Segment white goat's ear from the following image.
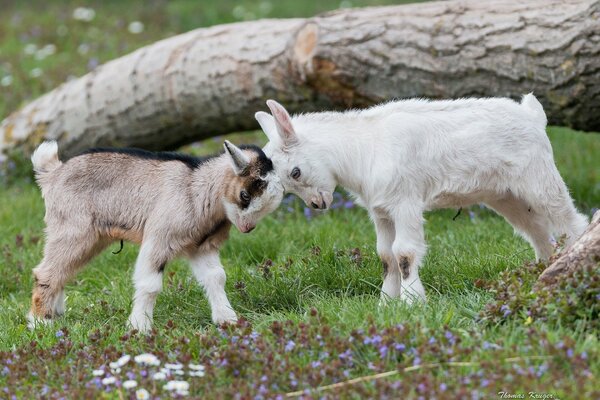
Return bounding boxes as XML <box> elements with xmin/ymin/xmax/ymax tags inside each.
<box><xmin>223</xmin><ymin>140</ymin><xmax>250</xmax><ymax>175</ymax></box>
<box><xmin>266</xmin><ymin>99</ymin><xmax>298</xmax><ymax>146</ymax></box>
<box><xmin>255</xmin><ymin>111</ymin><xmax>278</xmax><ymax>143</ymax></box>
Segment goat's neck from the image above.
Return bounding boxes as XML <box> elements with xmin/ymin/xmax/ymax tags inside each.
<box><xmin>307</xmin><ymin>119</ymin><xmax>373</xmax><ymax>197</ymax></box>
<box><xmin>191</xmin><ymin>156</ymin><xmax>230</xmax><ymax>221</ymax></box>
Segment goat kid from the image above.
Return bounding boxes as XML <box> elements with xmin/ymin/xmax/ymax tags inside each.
<box><xmin>255</xmin><ymin>95</ymin><xmax>588</xmax><ymax>304</ymax></box>
<box><xmin>29</xmin><ymin>140</ymin><xmax>283</xmax><ymax>331</ymax></box>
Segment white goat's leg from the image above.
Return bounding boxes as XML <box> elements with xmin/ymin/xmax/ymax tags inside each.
<box><xmin>391</xmin><ymin>204</ymin><xmax>427</xmax><ymax>304</ymax></box>
<box><xmin>372</xmin><ymin>214</ymin><xmax>400</xmax><ymax>304</ymax></box>
<box><xmin>189</xmin><ymin>250</ymin><xmax>237</xmax><ymax>325</ymax></box>
<box><xmin>128</xmin><ymin>240</ymin><xmax>165</xmax><ymax>332</ymax></box>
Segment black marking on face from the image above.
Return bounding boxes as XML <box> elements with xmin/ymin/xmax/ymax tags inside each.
<box><xmin>239</xmin><ymin>178</ymin><xmax>269</xmax><ymax>210</ymax></box>
<box><xmin>238</xmin><ymin>144</ymin><xmax>273</xmax><ymax>176</ymax></box>
<box><xmin>158</xmin><ymin>262</ymin><xmax>166</xmax><ymax>273</ymax></box>
<box><xmin>76</xmin><ymin>147</ymin><xmax>215</xmax><ymax>169</ymax></box>
<box><xmin>399</xmin><ymin>256</ymin><xmax>410</xmax><ymax>280</ymax></box>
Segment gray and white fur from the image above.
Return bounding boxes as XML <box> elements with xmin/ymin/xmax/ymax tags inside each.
<box><xmin>29</xmin><ymin>140</ymin><xmax>283</xmax><ymax>331</ymax></box>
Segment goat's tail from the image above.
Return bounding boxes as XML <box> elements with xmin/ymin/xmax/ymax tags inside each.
<box><xmin>31</xmin><ymin>141</ymin><xmax>61</xmax><ymax>176</ymax></box>
<box><xmin>521</xmin><ymin>93</ymin><xmax>547</xmax><ymax>128</ymax></box>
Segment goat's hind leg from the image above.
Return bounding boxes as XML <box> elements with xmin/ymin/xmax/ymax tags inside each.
<box><xmin>486</xmin><ymin>193</ymin><xmax>554</xmax><ymax>261</ymax></box>
<box><xmin>29</xmin><ymin>231</ymin><xmax>106</xmax><ymax>327</ymax></box>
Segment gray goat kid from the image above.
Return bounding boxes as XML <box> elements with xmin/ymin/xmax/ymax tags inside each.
<box><xmin>29</xmin><ymin>140</ymin><xmax>283</xmax><ymax>331</ymax></box>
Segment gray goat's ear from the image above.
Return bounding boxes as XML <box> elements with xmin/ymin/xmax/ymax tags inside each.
<box><xmin>266</xmin><ymin>99</ymin><xmax>298</xmax><ymax>146</ymax></box>
<box><xmin>223</xmin><ymin>140</ymin><xmax>250</xmax><ymax>175</ymax></box>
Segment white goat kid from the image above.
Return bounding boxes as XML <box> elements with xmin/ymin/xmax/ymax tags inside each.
<box><xmin>29</xmin><ymin>140</ymin><xmax>283</xmax><ymax>331</ymax></box>
<box><xmin>255</xmin><ymin>95</ymin><xmax>588</xmax><ymax>304</ymax></box>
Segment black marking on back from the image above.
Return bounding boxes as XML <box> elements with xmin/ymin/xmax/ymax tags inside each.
<box><xmin>239</xmin><ymin>144</ymin><xmax>273</xmax><ymax>176</ymax></box>
<box><xmin>77</xmin><ymin>147</ymin><xmax>215</xmax><ymax>169</ymax></box>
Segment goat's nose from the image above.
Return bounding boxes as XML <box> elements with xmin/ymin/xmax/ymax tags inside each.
<box><xmin>311</xmin><ymin>201</ymin><xmax>320</xmax><ymax>209</ymax></box>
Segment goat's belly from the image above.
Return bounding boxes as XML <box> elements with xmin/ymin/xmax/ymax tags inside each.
<box><xmin>427</xmin><ymin>190</ymin><xmax>497</xmax><ymax>210</ymax></box>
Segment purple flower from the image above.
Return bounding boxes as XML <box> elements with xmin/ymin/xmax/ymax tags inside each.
<box><xmin>303</xmin><ymin>207</ymin><xmax>312</xmax><ymax>220</ymax></box>
<box><xmin>379</xmin><ymin>345</ymin><xmax>388</xmax><ymax>358</ymax></box>
<box><xmin>285</xmin><ymin>340</ymin><xmax>296</xmax><ymax>352</ymax></box>
<box><xmin>500</xmin><ymin>304</ymin><xmax>511</xmax><ymax>317</ymax></box>
<box><xmin>394</xmin><ymin>343</ymin><xmax>406</xmax><ymax>351</ymax></box>
<box><xmin>428</xmin><ymin>336</ymin><xmax>436</xmax><ymax>345</ymax></box>
<box><xmin>344</xmin><ymin>201</ymin><xmax>354</xmax><ymax>209</ymax></box>
<box><xmin>2</xmin><ymin>366</ymin><xmax>8</xmax><ymax>376</ymax></box>
<box><xmin>566</xmin><ymin>348</ymin><xmax>574</xmax><ymax>358</ymax></box>
<box><xmin>417</xmin><ymin>383</ymin><xmax>426</xmax><ymax>392</ymax></box>
<box><xmin>55</xmin><ymin>330</ymin><xmax>64</xmax><ymax>338</ymax></box>
<box><xmin>413</xmin><ymin>357</ymin><xmax>421</xmax><ymax>366</ymax></box>
<box><xmin>481</xmin><ymin>379</ymin><xmax>490</xmax><ymax>387</ymax></box>
<box><xmin>439</xmin><ymin>383</ymin><xmax>447</xmax><ymax>391</ymax></box>
<box><xmin>311</xmin><ymin>361</ymin><xmax>321</xmax><ymax>368</ymax></box>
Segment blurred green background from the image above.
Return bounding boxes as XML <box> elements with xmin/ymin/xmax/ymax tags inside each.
<box><xmin>0</xmin><ymin>0</ymin><xmax>421</xmax><ymax>120</ymax></box>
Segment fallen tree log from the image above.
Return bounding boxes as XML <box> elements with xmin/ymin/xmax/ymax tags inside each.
<box><xmin>1</xmin><ymin>0</ymin><xmax>599</xmax><ymax>157</ymax></box>
<box><xmin>538</xmin><ymin>211</ymin><xmax>600</xmax><ymax>285</ymax></box>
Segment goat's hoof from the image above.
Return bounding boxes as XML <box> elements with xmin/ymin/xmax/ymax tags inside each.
<box><xmin>27</xmin><ymin>312</ymin><xmax>53</xmax><ymax>330</ymax></box>
<box><xmin>128</xmin><ymin>317</ymin><xmax>153</xmax><ymax>334</ymax></box>
<box><xmin>212</xmin><ymin>309</ymin><xmax>238</xmax><ymax>325</ymax></box>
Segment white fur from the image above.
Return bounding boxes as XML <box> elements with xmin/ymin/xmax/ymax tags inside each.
<box><xmin>189</xmin><ymin>250</ymin><xmax>237</xmax><ymax>324</ymax></box>
<box><xmin>258</xmin><ymin>94</ymin><xmax>589</xmax><ymax>303</ymax></box>
<box><xmin>31</xmin><ymin>140</ymin><xmax>60</xmax><ymax>174</ymax></box>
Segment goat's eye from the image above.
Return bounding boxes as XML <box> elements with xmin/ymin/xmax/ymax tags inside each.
<box><xmin>290</xmin><ymin>167</ymin><xmax>301</xmax><ymax>180</ymax></box>
<box><xmin>240</xmin><ymin>190</ymin><xmax>250</xmax><ymax>203</ymax></box>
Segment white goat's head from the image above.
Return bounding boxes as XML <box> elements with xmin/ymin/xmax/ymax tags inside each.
<box><xmin>255</xmin><ymin>100</ymin><xmax>335</xmax><ymax>210</ymax></box>
<box><xmin>222</xmin><ymin>140</ymin><xmax>284</xmax><ymax>232</ymax></box>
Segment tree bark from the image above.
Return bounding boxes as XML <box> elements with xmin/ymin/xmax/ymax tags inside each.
<box><xmin>1</xmin><ymin>0</ymin><xmax>599</xmax><ymax>157</ymax></box>
<box><xmin>538</xmin><ymin>211</ymin><xmax>600</xmax><ymax>285</ymax></box>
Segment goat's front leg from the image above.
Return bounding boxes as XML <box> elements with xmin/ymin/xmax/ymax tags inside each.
<box><xmin>391</xmin><ymin>204</ymin><xmax>427</xmax><ymax>304</ymax></box>
<box><xmin>372</xmin><ymin>214</ymin><xmax>399</xmax><ymax>304</ymax></box>
<box><xmin>189</xmin><ymin>250</ymin><xmax>237</xmax><ymax>325</ymax></box>
<box><xmin>128</xmin><ymin>240</ymin><xmax>166</xmax><ymax>332</ymax></box>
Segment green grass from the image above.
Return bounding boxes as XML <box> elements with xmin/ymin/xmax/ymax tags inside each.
<box><xmin>0</xmin><ymin>127</ymin><xmax>598</xmax><ymax>398</ymax></box>
<box><xmin>1</xmin><ymin>1</ymin><xmax>599</xmax><ymax>398</ymax></box>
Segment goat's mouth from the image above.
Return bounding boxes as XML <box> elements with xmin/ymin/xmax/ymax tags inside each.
<box><xmin>236</xmin><ymin>219</ymin><xmax>256</xmax><ymax>233</ymax></box>
<box><xmin>308</xmin><ymin>191</ymin><xmax>333</xmax><ymax>210</ymax></box>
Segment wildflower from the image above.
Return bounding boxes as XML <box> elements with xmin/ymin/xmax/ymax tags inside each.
<box><xmin>101</xmin><ymin>376</ymin><xmax>116</xmax><ymax>385</ymax></box>
<box><xmin>189</xmin><ymin>370</ymin><xmax>205</xmax><ymax>377</ymax></box>
<box><xmin>135</xmin><ymin>388</ymin><xmax>150</xmax><ymax>400</ymax></box>
<box><xmin>152</xmin><ymin>372</ymin><xmax>166</xmax><ymax>380</ymax></box>
<box><xmin>344</xmin><ymin>200</ymin><xmax>354</xmax><ymax>209</ymax></box>
<box><xmin>73</xmin><ymin>7</ymin><xmax>95</xmax><ymax>22</ymax></box>
<box><xmin>92</xmin><ymin>369</ymin><xmax>104</xmax><ymax>377</ymax></box>
<box><xmin>0</xmin><ymin>75</ymin><xmax>12</xmax><ymax>87</ymax></box>
<box><xmin>135</xmin><ymin>353</ymin><xmax>160</xmax><ymax>366</ymax></box>
<box><xmin>284</xmin><ymin>340</ymin><xmax>295</xmax><ymax>352</ymax></box>
<box><xmin>77</xmin><ymin>43</ymin><xmax>90</xmax><ymax>55</ymax></box>
<box><xmin>524</xmin><ymin>316</ymin><xmax>532</xmax><ymax>325</ymax></box>
<box><xmin>123</xmin><ymin>380</ymin><xmax>137</xmax><ymax>389</ymax></box>
<box><xmin>439</xmin><ymin>383</ymin><xmax>447</xmax><ymax>391</ymax></box>
<box><xmin>394</xmin><ymin>343</ymin><xmax>406</xmax><ymax>351</ymax></box>
<box><xmin>55</xmin><ymin>330</ymin><xmax>64</xmax><ymax>338</ymax></box>
<box><xmin>188</xmin><ymin>363</ymin><xmax>205</xmax><ymax>371</ymax></box>
<box><xmin>24</xmin><ymin>43</ymin><xmax>37</xmax><ymax>55</ymax></box>
<box><xmin>165</xmin><ymin>362</ymin><xmax>183</xmax><ymax>370</ymax></box>
<box><xmin>112</xmin><ymin>354</ymin><xmax>131</xmax><ymax>368</ymax></box>
<box><xmin>163</xmin><ymin>380</ymin><xmax>189</xmax><ymax>392</ymax></box>
<box><xmin>29</xmin><ymin>68</ymin><xmax>43</xmax><ymax>78</ymax></box>
<box><xmin>128</xmin><ymin>21</ymin><xmax>144</xmax><ymax>34</ymax></box>
<box><xmin>500</xmin><ymin>304</ymin><xmax>511</xmax><ymax>317</ymax></box>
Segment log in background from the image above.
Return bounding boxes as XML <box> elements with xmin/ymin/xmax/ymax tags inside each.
<box><xmin>1</xmin><ymin>0</ymin><xmax>599</xmax><ymax>156</ymax></box>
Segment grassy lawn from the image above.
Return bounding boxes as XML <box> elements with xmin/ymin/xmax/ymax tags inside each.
<box><xmin>1</xmin><ymin>1</ymin><xmax>599</xmax><ymax>399</ymax></box>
